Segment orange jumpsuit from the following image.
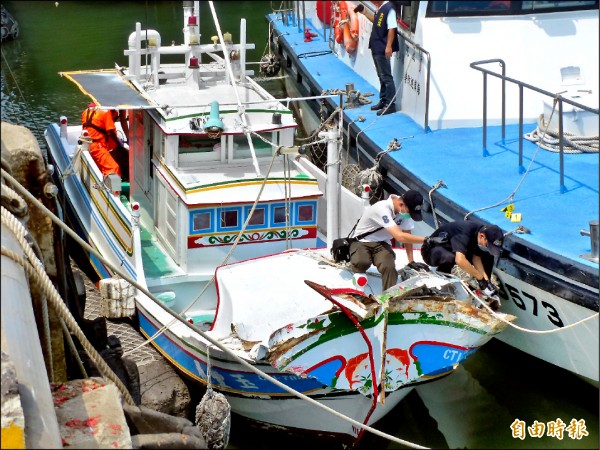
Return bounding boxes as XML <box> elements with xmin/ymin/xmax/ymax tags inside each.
<box><xmin>81</xmin><ymin>107</ymin><xmax>122</xmax><ymax>177</ymax></box>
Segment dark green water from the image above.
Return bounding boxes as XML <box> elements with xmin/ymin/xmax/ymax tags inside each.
<box><xmin>1</xmin><ymin>2</ymin><xmax>598</xmax><ymax>449</ymax></box>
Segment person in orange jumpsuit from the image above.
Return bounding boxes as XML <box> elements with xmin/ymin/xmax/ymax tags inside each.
<box><xmin>81</xmin><ymin>103</ymin><xmax>129</xmax><ymax>180</ymax></box>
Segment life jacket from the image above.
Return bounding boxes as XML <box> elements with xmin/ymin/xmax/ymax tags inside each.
<box><xmin>83</xmin><ymin>108</ymin><xmax>110</xmax><ymax>142</ymax></box>
<box><xmin>368</xmin><ymin>2</ymin><xmax>399</xmax><ymax>55</ymax></box>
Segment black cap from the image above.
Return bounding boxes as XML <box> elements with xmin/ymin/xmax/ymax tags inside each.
<box><xmin>481</xmin><ymin>225</ymin><xmax>504</xmax><ymax>257</ymax></box>
<box><xmin>402</xmin><ymin>190</ymin><xmax>424</xmax><ymax>221</ymax></box>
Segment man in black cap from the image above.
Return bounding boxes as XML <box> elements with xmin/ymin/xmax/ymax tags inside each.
<box><xmin>349</xmin><ymin>190</ymin><xmax>427</xmax><ymax>291</ymax></box>
<box><xmin>421</xmin><ymin>221</ymin><xmax>504</xmax><ymax>295</ymax></box>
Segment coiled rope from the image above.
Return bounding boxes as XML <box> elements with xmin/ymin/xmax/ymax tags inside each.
<box><xmin>524</xmin><ymin>114</ymin><xmax>598</xmax><ymax>154</ymax></box>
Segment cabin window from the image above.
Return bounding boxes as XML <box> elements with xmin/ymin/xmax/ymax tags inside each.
<box><xmin>427</xmin><ymin>0</ymin><xmax>598</xmax><ymax>16</ymax></box>
<box><xmin>296</xmin><ymin>202</ymin><xmax>316</xmax><ymax>224</ymax></box>
<box><xmin>178</xmin><ymin>135</ymin><xmax>221</xmax><ymax>164</ymax></box>
<box><xmin>272</xmin><ymin>204</ymin><xmax>288</xmax><ymax>226</ymax></box>
<box><xmin>191</xmin><ymin>210</ymin><xmax>213</xmax><ymax>233</ymax></box>
<box><xmin>217</xmin><ymin>207</ymin><xmax>242</xmax><ymax>231</ymax></box>
<box><xmin>244</xmin><ymin>205</ymin><xmax>267</xmax><ymax>229</ymax></box>
<box><xmin>231</xmin><ymin>133</ymin><xmax>273</xmax><ymax>159</ymax></box>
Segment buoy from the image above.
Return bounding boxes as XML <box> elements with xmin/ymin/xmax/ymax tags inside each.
<box><xmin>336</xmin><ymin>1</ymin><xmax>348</xmax><ymax>45</ymax></box>
<box><xmin>349</xmin><ymin>6</ymin><xmax>359</xmax><ymax>40</ymax></box>
<box><xmin>343</xmin><ymin>20</ymin><xmax>357</xmax><ymax>53</ymax></box>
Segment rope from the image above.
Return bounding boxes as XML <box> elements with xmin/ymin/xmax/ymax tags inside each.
<box><xmin>60</xmin><ymin>318</ymin><xmax>88</xmax><ymax>378</ymax></box>
<box><xmin>0</xmin><ymin>190</ymin><xmax>55</xmax><ymax>381</ymax></box>
<box><xmin>1</xmin><ymin>208</ymin><xmax>135</xmax><ymax>405</ymax></box>
<box><xmin>524</xmin><ymin>114</ymin><xmax>598</xmax><ymax>154</ymax></box>
<box><xmin>0</xmin><ymin>168</ymin><xmax>429</xmax><ymax>449</ymax></box>
<box><xmin>444</xmin><ymin>267</ymin><xmax>599</xmax><ymax>333</ymax></box>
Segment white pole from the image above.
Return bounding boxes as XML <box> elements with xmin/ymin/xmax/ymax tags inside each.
<box><xmin>326</xmin><ymin>126</ymin><xmax>340</xmax><ymax>249</ymax></box>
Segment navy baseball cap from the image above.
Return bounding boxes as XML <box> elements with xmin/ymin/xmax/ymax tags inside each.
<box><xmin>481</xmin><ymin>225</ymin><xmax>504</xmax><ymax>257</ymax></box>
<box><xmin>402</xmin><ymin>190</ymin><xmax>424</xmax><ymax>221</ymax></box>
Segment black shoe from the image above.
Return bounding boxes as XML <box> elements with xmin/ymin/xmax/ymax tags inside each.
<box><xmin>370</xmin><ymin>102</ymin><xmax>384</xmax><ymax>111</ymax></box>
<box><xmin>376</xmin><ymin>106</ymin><xmax>396</xmax><ymax>116</ymax></box>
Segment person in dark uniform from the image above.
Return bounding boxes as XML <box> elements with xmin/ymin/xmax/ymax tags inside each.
<box><xmin>421</xmin><ymin>221</ymin><xmax>504</xmax><ymax>295</ymax></box>
<box><xmin>369</xmin><ymin>1</ymin><xmax>399</xmax><ymax>116</ymax></box>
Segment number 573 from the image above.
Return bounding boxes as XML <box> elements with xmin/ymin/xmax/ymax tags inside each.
<box><xmin>499</xmin><ymin>282</ymin><xmax>564</xmax><ymax>328</ymax></box>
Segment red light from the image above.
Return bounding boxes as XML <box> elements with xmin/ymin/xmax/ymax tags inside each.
<box><xmin>132</xmin><ymin>203</ymin><xmax>140</xmax><ymax>211</ymax></box>
<box><xmin>189</xmin><ymin>56</ymin><xmax>199</xmax><ymax>68</ymax></box>
<box><xmin>364</xmin><ymin>186</ymin><xmax>371</xmax><ymax>192</ymax></box>
<box><xmin>356</xmin><ymin>275</ymin><xmax>367</xmax><ymax>287</ymax></box>
<box><xmin>60</xmin><ymin>118</ymin><xmax>67</xmax><ymax>124</ymax></box>
<box><xmin>188</xmin><ymin>15</ymin><xmax>197</xmax><ymax>26</ymax></box>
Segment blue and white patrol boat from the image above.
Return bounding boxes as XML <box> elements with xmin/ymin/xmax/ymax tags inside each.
<box><xmin>266</xmin><ymin>0</ymin><xmax>599</xmax><ymax>384</ymax></box>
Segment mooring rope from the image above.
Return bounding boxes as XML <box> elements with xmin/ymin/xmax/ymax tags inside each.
<box><xmin>1</xmin><ymin>206</ymin><xmax>135</xmax><ymax>405</ymax></box>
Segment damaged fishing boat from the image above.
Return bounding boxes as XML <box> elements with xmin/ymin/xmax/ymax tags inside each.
<box><xmin>44</xmin><ymin>0</ymin><xmax>514</xmax><ymax>444</ymax></box>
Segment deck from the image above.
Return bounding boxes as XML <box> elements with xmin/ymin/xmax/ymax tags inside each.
<box><xmin>267</xmin><ymin>13</ymin><xmax>599</xmax><ymax>282</ymax></box>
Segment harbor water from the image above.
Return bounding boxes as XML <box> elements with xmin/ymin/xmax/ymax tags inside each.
<box><xmin>1</xmin><ymin>2</ymin><xmax>597</xmax><ymax>449</ymax></box>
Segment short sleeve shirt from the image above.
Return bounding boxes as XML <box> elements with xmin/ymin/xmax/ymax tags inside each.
<box><xmin>352</xmin><ymin>196</ymin><xmax>414</xmax><ymax>242</ymax></box>
<box><xmin>431</xmin><ymin>221</ymin><xmax>484</xmax><ymax>260</ymax></box>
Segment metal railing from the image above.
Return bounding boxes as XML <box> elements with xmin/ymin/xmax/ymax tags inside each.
<box><xmin>397</xmin><ymin>29</ymin><xmax>432</xmax><ymax>133</ymax></box>
<box><xmin>470</xmin><ymin>59</ymin><xmax>599</xmax><ymax>192</ymax></box>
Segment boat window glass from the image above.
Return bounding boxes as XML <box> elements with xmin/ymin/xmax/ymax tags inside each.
<box><xmin>231</xmin><ymin>133</ymin><xmax>273</xmax><ymax>160</ymax></box>
<box><xmin>191</xmin><ymin>210</ymin><xmax>212</xmax><ymax>233</ymax></box>
<box><xmin>178</xmin><ymin>134</ymin><xmax>221</xmax><ymax>164</ymax></box>
<box><xmin>179</xmin><ymin>135</ymin><xmax>221</xmax><ymax>154</ymax></box>
<box><xmin>220</xmin><ymin>209</ymin><xmax>239</xmax><ymax>229</ymax></box>
<box><xmin>426</xmin><ymin>1</ymin><xmax>598</xmax><ymax>17</ymax></box>
<box><xmin>296</xmin><ymin>203</ymin><xmax>315</xmax><ymax>223</ymax></box>
<box><xmin>245</xmin><ymin>206</ymin><xmax>267</xmax><ymax>228</ymax></box>
<box><xmin>397</xmin><ymin>1</ymin><xmax>419</xmax><ymax>33</ymax></box>
<box><xmin>273</xmin><ymin>205</ymin><xmax>287</xmax><ymax>225</ymax></box>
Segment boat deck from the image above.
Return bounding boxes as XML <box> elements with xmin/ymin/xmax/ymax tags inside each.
<box><xmin>268</xmin><ymin>14</ymin><xmax>599</xmax><ymax>276</ymax></box>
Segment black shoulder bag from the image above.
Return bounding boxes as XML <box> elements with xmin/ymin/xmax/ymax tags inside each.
<box><xmin>330</xmin><ymin>221</ymin><xmax>383</xmax><ymax>263</ymax></box>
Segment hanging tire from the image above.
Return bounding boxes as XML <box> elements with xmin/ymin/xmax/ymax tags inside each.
<box><xmin>259</xmin><ymin>53</ymin><xmax>281</xmax><ymax>77</ymax></box>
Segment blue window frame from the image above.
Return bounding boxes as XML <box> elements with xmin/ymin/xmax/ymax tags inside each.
<box><xmin>217</xmin><ymin>206</ymin><xmax>242</xmax><ymax>232</ymax></box>
<box><xmin>190</xmin><ymin>210</ymin><xmax>213</xmax><ymax>234</ymax></box>
<box><xmin>295</xmin><ymin>201</ymin><xmax>316</xmax><ymax>225</ymax></box>
<box><xmin>243</xmin><ymin>205</ymin><xmax>268</xmax><ymax>229</ymax></box>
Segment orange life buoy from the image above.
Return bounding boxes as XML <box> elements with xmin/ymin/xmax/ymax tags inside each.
<box><xmin>343</xmin><ymin>20</ymin><xmax>357</xmax><ymax>53</ymax></box>
<box><xmin>349</xmin><ymin>7</ymin><xmax>359</xmax><ymax>40</ymax></box>
<box><xmin>335</xmin><ymin>1</ymin><xmax>348</xmax><ymax>44</ymax></box>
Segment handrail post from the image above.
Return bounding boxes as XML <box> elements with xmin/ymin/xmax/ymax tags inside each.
<box><xmin>483</xmin><ymin>73</ymin><xmax>488</xmax><ymax>156</ymax></box>
<box><xmin>558</xmin><ymin>98</ymin><xmax>566</xmax><ymax>193</ymax></box>
<box><xmin>500</xmin><ymin>60</ymin><xmax>505</xmax><ymax>142</ymax></box>
<box><xmin>518</xmin><ymin>84</ymin><xmax>525</xmax><ymax>173</ymax></box>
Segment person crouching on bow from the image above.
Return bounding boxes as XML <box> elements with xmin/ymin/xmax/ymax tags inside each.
<box><xmin>349</xmin><ymin>190</ymin><xmax>427</xmax><ymax>291</ymax></box>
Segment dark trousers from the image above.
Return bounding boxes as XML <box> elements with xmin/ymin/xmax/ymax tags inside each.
<box><xmin>349</xmin><ymin>240</ymin><xmax>397</xmax><ymax>291</ymax></box>
<box><xmin>372</xmin><ymin>53</ymin><xmax>396</xmax><ymax>107</ymax></box>
<box><xmin>109</xmin><ymin>146</ymin><xmax>130</xmax><ymax>182</ymax></box>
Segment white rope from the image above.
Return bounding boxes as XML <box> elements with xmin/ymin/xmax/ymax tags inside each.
<box><xmin>448</xmin><ymin>270</ymin><xmax>599</xmax><ymax>334</ymax></box>
<box><xmin>524</xmin><ymin>114</ymin><xmax>598</xmax><ymax>154</ymax></box>
<box><xmin>1</xmin><ymin>205</ymin><xmax>135</xmax><ymax>405</ymax></box>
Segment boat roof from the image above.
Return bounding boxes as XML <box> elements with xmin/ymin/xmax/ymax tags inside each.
<box><xmin>157</xmin><ymin>160</ymin><xmax>321</xmax><ymax>205</ymax></box>
<box><xmin>61</xmin><ymin>67</ymin><xmax>296</xmax><ymax>136</ymax></box>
